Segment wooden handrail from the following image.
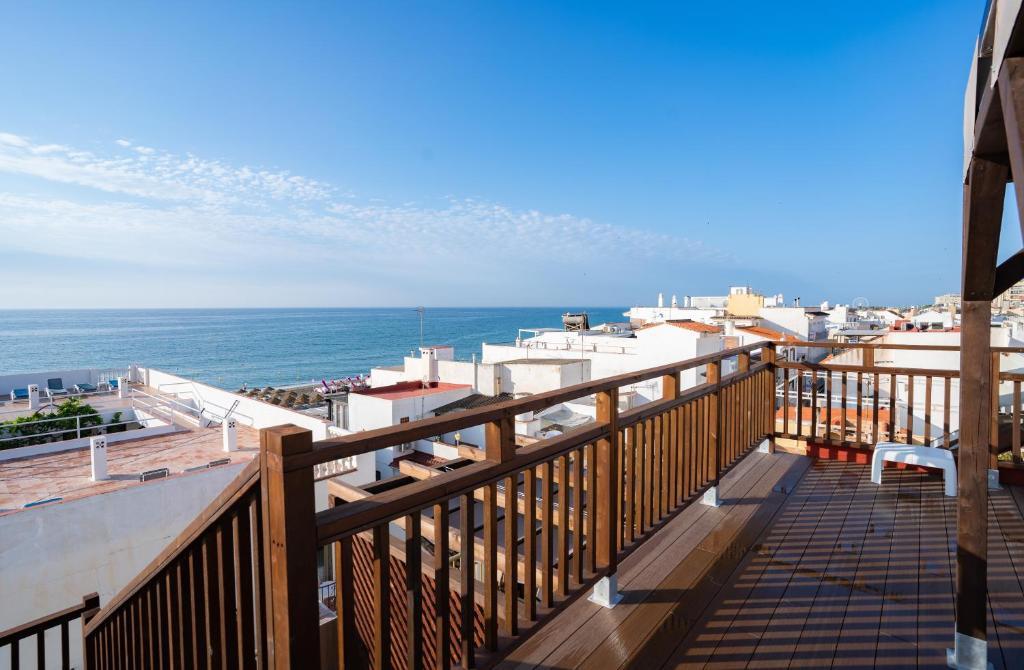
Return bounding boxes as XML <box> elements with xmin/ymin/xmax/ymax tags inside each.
<box><xmin>0</xmin><ymin>593</ymin><xmax>99</xmax><ymax>646</ymax></box>
<box><xmin>294</xmin><ymin>342</ymin><xmax>769</xmax><ymax>471</ymax></box>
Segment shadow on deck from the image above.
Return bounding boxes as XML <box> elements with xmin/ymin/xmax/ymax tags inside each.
<box><xmin>503</xmin><ymin>456</ymin><xmax>1024</xmax><ymax>670</ymax></box>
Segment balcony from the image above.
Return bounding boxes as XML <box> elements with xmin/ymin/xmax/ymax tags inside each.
<box><xmin>7</xmin><ymin>339</ymin><xmax>1022</xmax><ymax>669</ymax></box>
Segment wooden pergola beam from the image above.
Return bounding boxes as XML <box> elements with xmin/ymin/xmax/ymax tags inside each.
<box><xmin>994</xmin><ymin>248</ymin><xmax>1024</xmax><ymax>296</ymax></box>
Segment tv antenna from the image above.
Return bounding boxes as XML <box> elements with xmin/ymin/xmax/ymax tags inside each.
<box><xmin>415</xmin><ymin>306</ymin><xmax>425</xmax><ymax>349</ymax></box>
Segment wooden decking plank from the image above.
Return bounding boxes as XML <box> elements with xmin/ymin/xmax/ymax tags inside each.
<box><xmin>830</xmin><ymin>461</ymin><xmax>904</xmax><ymax>667</ymax></box>
<box><xmin>913</xmin><ymin>476</ymin><xmax>955</xmax><ymax>669</ymax></box>
<box><xmin>663</xmin><ymin>453</ymin><xmax>833</xmax><ymax>670</ymax></box>
<box><xmin>786</xmin><ymin>462</ymin><xmax>877</xmax><ymax>667</ymax></box>
<box><xmin>873</xmin><ymin>470</ymin><xmax>921</xmax><ymax>669</ymax></box>
<box><xmin>987</xmin><ymin>487</ymin><xmax>1024</xmax><ymax>669</ymax></box>
<box><xmin>538</xmin><ymin>454</ymin><xmax>796</xmax><ymax>670</ymax></box>
<box><xmin>499</xmin><ymin>452</ymin><xmax>774</xmax><ymax>669</ymax></box>
<box><xmin>581</xmin><ymin>456</ymin><xmax>811</xmax><ymax>670</ymax></box>
<box><xmin>740</xmin><ymin>463</ymin><xmax>854</xmax><ymax>669</ymax></box>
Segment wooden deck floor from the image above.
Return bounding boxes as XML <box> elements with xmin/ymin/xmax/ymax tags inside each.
<box><xmin>502</xmin><ymin>456</ymin><xmax>1024</xmax><ymax>670</ymax></box>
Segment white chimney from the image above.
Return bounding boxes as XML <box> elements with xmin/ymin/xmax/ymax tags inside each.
<box><xmin>423</xmin><ymin>349</ymin><xmax>439</xmax><ymax>385</ymax></box>
<box><xmin>671</xmin><ymin>294</ymin><xmax>678</xmax><ymax>308</ymax></box>
<box><xmin>117</xmin><ymin>377</ymin><xmax>128</xmax><ymax>399</ymax></box>
<box><xmin>657</xmin><ymin>292</ymin><xmax>664</xmax><ymax>308</ymax></box>
<box><xmin>90</xmin><ymin>436</ymin><xmax>108</xmax><ymax>481</ymax></box>
<box><xmin>222</xmin><ymin>418</ymin><xmax>238</xmax><ymax>452</ymax></box>
<box><xmin>27</xmin><ymin>384</ymin><xmax>39</xmax><ymax>410</ymax></box>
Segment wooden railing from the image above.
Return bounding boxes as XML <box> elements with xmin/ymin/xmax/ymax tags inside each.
<box><xmin>69</xmin><ymin>338</ymin><xmax>1024</xmax><ymax>669</ymax></box>
<box><xmin>775</xmin><ymin>341</ymin><xmax>1024</xmax><ymax>465</ymax></box>
<box><xmin>305</xmin><ymin>343</ymin><xmax>774</xmax><ymax>669</ymax></box>
<box><xmin>0</xmin><ymin>593</ymin><xmax>99</xmax><ymax>669</ymax></box>
<box><xmin>81</xmin><ymin>458</ymin><xmax>267</xmax><ymax>668</ymax></box>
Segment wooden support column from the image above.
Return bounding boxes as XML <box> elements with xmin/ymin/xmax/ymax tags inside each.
<box><xmin>955</xmin><ymin>156</ymin><xmax>1007</xmax><ymax>664</ymax></box>
<box><xmin>259</xmin><ymin>425</ymin><xmax>319</xmax><ymax>669</ymax></box>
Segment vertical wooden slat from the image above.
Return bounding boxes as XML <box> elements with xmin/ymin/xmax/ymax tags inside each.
<box><xmin>203</xmin><ymin>533</ymin><xmax>221</xmax><ymax>667</ymax></box>
<box><xmin>636</xmin><ymin>421</ymin><xmax>646</xmax><ymax>534</ymax></box>
<box><xmin>459</xmin><ymin>492</ymin><xmax>476</xmax><ymax>668</ymax></box>
<box><xmin>872</xmin><ymin>372</ymin><xmax>881</xmax><ymax>446</ymax></box>
<box><xmin>165</xmin><ymin>566</ymin><xmax>178</xmax><ymax>669</ymax></box>
<box><xmin>571</xmin><ymin>449</ymin><xmax>584</xmax><ymax>584</ymax></box>
<box><xmin>405</xmin><ymin>512</ymin><xmax>423</xmax><ymax>670</ymax></box>
<box><xmin>651</xmin><ymin>414</ymin><xmax>661</xmax><ymax>522</ymax></box>
<box><xmin>189</xmin><ymin>548</ymin><xmax>205</xmax><ymax>670</ymax></box>
<box><xmin>433</xmin><ymin>503</ymin><xmax>450</xmax><ymax>670</ymax></box>
<box><xmin>855</xmin><ymin>372</ymin><xmax>863</xmax><ymax>448</ymax></box>
<box><xmin>825</xmin><ymin>371</ymin><xmax>833</xmax><ymax>443</ymax></box>
<box><xmin>234</xmin><ymin>505</ymin><xmax>255</xmax><ymax>669</ymax></box>
<box><xmin>925</xmin><ymin>376</ymin><xmax>933</xmax><ymax>445</ymax></box>
<box><xmin>174</xmin><ymin>562</ymin><xmax>186</xmax><ymax>670</ymax></box>
<box><xmin>219</xmin><ymin>519</ymin><xmax>239</xmax><ymax>669</ymax></box>
<box><xmin>944</xmin><ymin>376</ymin><xmax>952</xmax><ymax>449</ymax></box>
<box><xmin>783</xmin><ymin>367</ymin><xmax>791</xmax><ymax>436</ymax></box>
<box><xmin>707</xmin><ymin>362</ymin><xmax>721</xmax><ymax>487</ymax></box>
<box><xmin>371</xmin><ymin>524</ymin><xmax>391</xmax><ymax>670</ymax></box>
<box><xmin>889</xmin><ymin>373</ymin><xmax>897</xmax><ymax>442</ymax></box>
<box><xmin>991</xmin><ymin>352</ymin><xmax>1001</xmax><ymax>469</ymax></box>
<box><xmin>483</xmin><ymin>481</ymin><xmax>499</xmax><ymax>651</ymax></box>
<box><xmin>556</xmin><ymin>456</ymin><xmax>569</xmax><ymax>600</ymax></box>
<box><xmin>541</xmin><ymin>462</ymin><xmax>554</xmax><ymax>609</ymax></box>
<box><xmin>523</xmin><ymin>468</ymin><xmax>537</xmax><ymax>622</ymax></box>
<box><xmin>585</xmin><ymin>443</ymin><xmax>597</xmax><ymax>573</ymax></box>
<box><xmin>61</xmin><ymin>620</ymin><xmax>70</xmax><ymax>670</ymax></box>
<box><xmin>1014</xmin><ymin>381</ymin><xmax>1021</xmax><ymax>458</ymax></box>
<box><xmin>906</xmin><ymin>374</ymin><xmax>915</xmax><ymax>445</ymax></box>
<box><xmin>335</xmin><ymin>536</ymin><xmax>357</xmax><ymax>670</ymax></box>
<box><xmin>503</xmin><ymin>475</ymin><xmax>519</xmax><ymax>636</ymax></box>
<box><xmin>795</xmin><ymin>370</ymin><xmax>803</xmax><ymax>440</ymax></box>
<box><xmin>810</xmin><ymin>369</ymin><xmax>818</xmax><ymax>442</ymax></box>
<box><xmin>624</xmin><ymin>426</ymin><xmax>635</xmax><ymax>546</ymax></box>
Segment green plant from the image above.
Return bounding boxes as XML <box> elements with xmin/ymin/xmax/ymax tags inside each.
<box><xmin>107</xmin><ymin>411</ymin><xmax>127</xmax><ymax>434</ymax></box>
<box><xmin>0</xmin><ymin>397</ymin><xmax>104</xmax><ymax>450</ymax></box>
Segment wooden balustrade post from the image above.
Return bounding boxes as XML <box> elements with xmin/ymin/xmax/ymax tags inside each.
<box><xmin>260</xmin><ymin>425</ymin><xmax>319</xmax><ymax>669</ymax></box>
<box><xmin>485</xmin><ymin>415</ymin><xmax>515</xmax><ymax>463</ymax></box>
<box><xmin>990</xmin><ymin>352</ymin><xmax>1002</xmax><ymax>477</ymax></box>
<box><xmin>589</xmin><ymin>387</ymin><xmax>622</xmax><ymax>608</ymax></box>
<box><xmin>81</xmin><ymin>593</ymin><xmax>101</xmax><ymax>670</ymax></box>
<box><xmin>762</xmin><ymin>344</ymin><xmax>777</xmax><ymax>454</ymax></box>
<box><xmin>703</xmin><ymin>361</ymin><xmax>722</xmax><ymax>507</ymax></box>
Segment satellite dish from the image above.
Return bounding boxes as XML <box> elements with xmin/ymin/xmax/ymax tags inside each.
<box><xmin>853</xmin><ymin>297</ymin><xmax>869</xmax><ymax>309</ymax></box>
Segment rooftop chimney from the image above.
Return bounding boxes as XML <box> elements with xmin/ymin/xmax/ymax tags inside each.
<box><xmin>90</xmin><ymin>436</ymin><xmax>108</xmax><ymax>481</ymax></box>
<box><xmin>423</xmin><ymin>349</ymin><xmax>439</xmax><ymax>386</ymax></box>
<box><xmin>671</xmin><ymin>294</ymin><xmax>678</xmax><ymax>308</ymax></box>
<box><xmin>27</xmin><ymin>384</ymin><xmax>39</xmax><ymax>410</ymax></box>
<box><xmin>222</xmin><ymin>418</ymin><xmax>238</xmax><ymax>452</ymax></box>
<box><xmin>658</xmin><ymin>292</ymin><xmax>664</xmax><ymax>308</ymax></box>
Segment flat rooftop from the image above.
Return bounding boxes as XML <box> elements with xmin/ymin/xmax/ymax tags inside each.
<box><xmin>0</xmin><ymin>424</ymin><xmax>260</xmax><ymax>514</ymax></box>
<box><xmin>353</xmin><ymin>381</ymin><xmax>470</xmax><ymax>400</ymax></box>
<box><xmin>501</xmin><ymin>358</ymin><xmax>585</xmax><ymax>366</ymax></box>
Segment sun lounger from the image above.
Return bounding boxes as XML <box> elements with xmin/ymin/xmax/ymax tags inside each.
<box><xmin>46</xmin><ymin>378</ymin><xmax>69</xmax><ymax>399</ymax></box>
<box><xmin>74</xmin><ymin>383</ymin><xmax>98</xmax><ymax>394</ymax></box>
<box><xmin>10</xmin><ymin>388</ymin><xmax>29</xmax><ymax>402</ymax></box>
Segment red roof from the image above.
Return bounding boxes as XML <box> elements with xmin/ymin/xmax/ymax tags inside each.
<box><xmin>640</xmin><ymin>319</ymin><xmax>721</xmax><ymax>334</ymax></box>
<box><xmin>355</xmin><ymin>381</ymin><xmax>470</xmax><ymax>400</ymax></box>
<box><xmin>738</xmin><ymin>325</ymin><xmax>784</xmax><ymax>340</ymax></box>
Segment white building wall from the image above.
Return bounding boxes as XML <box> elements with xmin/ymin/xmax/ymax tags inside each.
<box><xmin>0</xmin><ymin>464</ymin><xmax>247</xmax><ymax>670</ymax></box>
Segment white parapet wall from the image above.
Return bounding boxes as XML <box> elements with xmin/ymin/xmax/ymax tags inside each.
<box><xmin>0</xmin><ymin>463</ymin><xmax>247</xmax><ymax>670</ymax></box>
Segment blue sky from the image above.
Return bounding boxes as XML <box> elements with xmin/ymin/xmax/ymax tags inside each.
<box><xmin>0</xmin><ymin>1</ymin><xmax>1002</xmax><ymax>308</ymax></box>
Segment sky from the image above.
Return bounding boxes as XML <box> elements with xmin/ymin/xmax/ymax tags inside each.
<box><xmin>0</xmin><ymin>1</ymin><xmax>1008</xmax><ymax>308</ymax></box>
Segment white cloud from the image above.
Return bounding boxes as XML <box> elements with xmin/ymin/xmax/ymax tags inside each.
<box><xmin>0</xmin><ymin>131</ymin><xmax>732</xmax><ymax>304</ymax></box>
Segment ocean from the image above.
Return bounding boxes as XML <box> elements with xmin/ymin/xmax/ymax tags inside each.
<box><xmin>0</xmin><ymin>308</ymin><xmax>627</xmax><ymax>390</ymax></box>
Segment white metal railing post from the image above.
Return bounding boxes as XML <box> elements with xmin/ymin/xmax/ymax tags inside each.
<box><xmin>76</xmin><ymin>416</ymin><xmax>81</xmax><ymax>439</ymax></box>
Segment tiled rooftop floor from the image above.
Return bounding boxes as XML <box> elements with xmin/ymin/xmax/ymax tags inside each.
<box><xmin>0</xmin><ymin>424</ymin><xmax>260</xmax><ymax>513</ymax></box>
